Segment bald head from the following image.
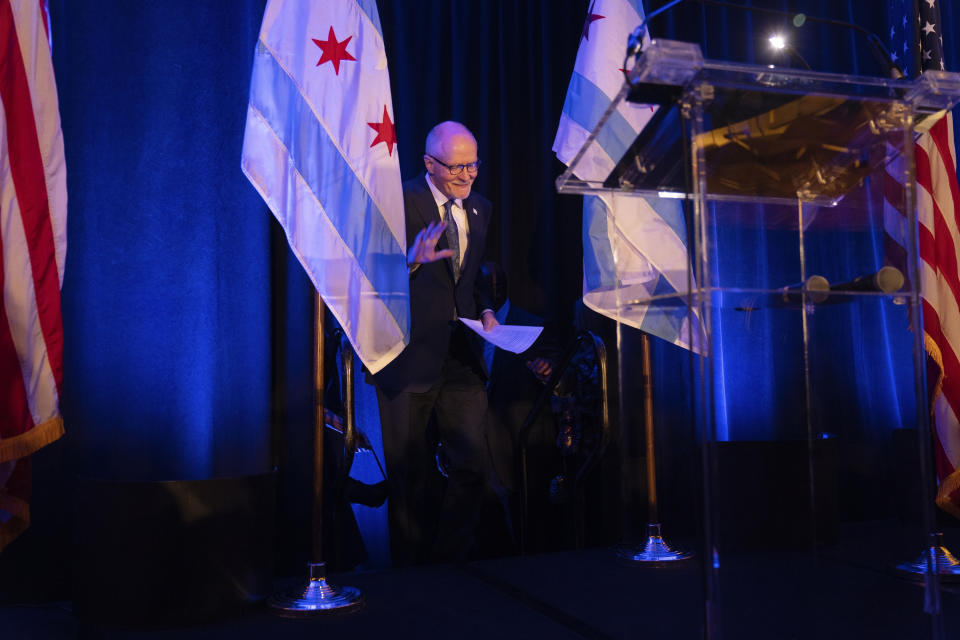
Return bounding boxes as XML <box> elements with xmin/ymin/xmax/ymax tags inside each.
<box><xmin>423</xmin><ymin>121</ymin><xmax>479</xmax><ymax>201</ymax></box>
<box><xmin>425</xmin><ymin>121</ymin><xmax>477</xmax><ymax>158</ymax></box>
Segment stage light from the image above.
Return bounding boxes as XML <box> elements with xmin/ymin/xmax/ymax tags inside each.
<box><xmin>767</xmin><ymin>32</ymin><xmax>812</xmax><ymax>70</ymax></box>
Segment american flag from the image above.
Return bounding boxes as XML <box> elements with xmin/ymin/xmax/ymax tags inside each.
<box><xmin>0</xmin><ymin>0</ymin><xmax>67</xmax><ymax>551</ymax></box>
<box><xmin>888</xmin><ymin>0</ymin><xmax>960</xmax><ymax>517</ymax></box>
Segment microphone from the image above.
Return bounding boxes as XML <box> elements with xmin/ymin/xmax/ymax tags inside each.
<box><xmin>626</xmin><ymin>0</ymin><xmax>686</xmax><ymax>60</ymax></box>
<box><xmin>866</xmin><ymin>33</ymin><xmax>905</xmax><ymax>80</ymax></box>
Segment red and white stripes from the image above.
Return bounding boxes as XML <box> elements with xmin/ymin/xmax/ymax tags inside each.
<box><xmin>0</xmin><ymin>0</ymin><xmax>66</xmax><ymax>551</ymax></box>
<box><xmin>914</xmin><ymin>115</ymin><xmax>960</xmax><ymax>516</ymax></box>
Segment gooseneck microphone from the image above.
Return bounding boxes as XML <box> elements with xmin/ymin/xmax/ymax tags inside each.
<box><xmin>626</xmin><ymin>0</ymin><xmax>686</xmax><ymax>60</ymax></box>
<box><xmin>626</xmin><ymin>0</ymin><xmax>903</xmax><ymax>79</ymax></box>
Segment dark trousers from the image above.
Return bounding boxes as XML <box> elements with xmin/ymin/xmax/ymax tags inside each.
<box><xmin>483</xmin><ymin>401</ymin><xmax>563</xmax><ymax>555</ymax></box>
<box><xmin>376</xmin><ymin>337</ymin><xmax>488</xmax><ymax>567</ymax></box>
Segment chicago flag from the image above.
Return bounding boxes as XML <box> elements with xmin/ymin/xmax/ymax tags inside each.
<box><xmin>554</xmin><ymin>0</ymin><xmax>701</xmax><ymax>351</ymax></box>
<box><xmin>242</xmin><ymin>0</ymin><xmax>408</xmax><ymax>373</ymax></box>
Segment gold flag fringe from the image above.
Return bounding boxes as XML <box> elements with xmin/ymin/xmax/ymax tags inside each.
<box><xmin>0</xmin><ymin>416</ymin><xmax>64</xmax><ymax>464</ymax></box>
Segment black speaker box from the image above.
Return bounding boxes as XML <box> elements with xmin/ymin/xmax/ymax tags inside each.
<box><xmin>72</xmin><ymin>472</ymin><xmax>276</xmax><ymax>627</ymax></box>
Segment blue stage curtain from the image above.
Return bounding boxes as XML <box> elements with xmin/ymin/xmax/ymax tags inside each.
<box><xmin>51</xmin><ymin>0</ymin><xmax>274</xmax><ymax>481</ymax></box>
<box><xmin>40</xmin><ymin>0</ymin><xmax>960</xmax><ymax>564</ymax></box>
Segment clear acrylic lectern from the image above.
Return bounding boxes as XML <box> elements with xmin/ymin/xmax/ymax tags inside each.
<box><xmin>558</xmin><ymin>39</ymin><xmax>960</xmax><ymax>639</ymax></box>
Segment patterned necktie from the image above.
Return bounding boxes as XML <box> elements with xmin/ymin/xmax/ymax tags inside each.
<box><xmin>443</xmin><ymin>199</ymin><xmax>460</xmax><ymax>282</ymax></box>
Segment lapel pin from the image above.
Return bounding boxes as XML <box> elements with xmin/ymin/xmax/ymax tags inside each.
<box><xmin>471</xmin><ymin>207</ymin><xmax>477</xmax><ymax>216</ymax></box>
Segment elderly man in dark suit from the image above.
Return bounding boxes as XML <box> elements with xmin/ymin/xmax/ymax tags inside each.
<box><xmin>372</xmin><ymin>121</ymin><xmax>497</xmax><ymax>566</ymax></box>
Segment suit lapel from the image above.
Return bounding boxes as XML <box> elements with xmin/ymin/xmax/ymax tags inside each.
<box><xmin>459</xmin><ymin>195</ymin><xmax>484</xmax><ymax>281</ymax></box>
<box><xmin>412</xmin><ymin>175</ymin><xmax>487</xmax><ymax>285</ymax></box>
<box><xmin>410</xmin><ymin>175</ymin><xmax>441</xmax><ymax>228</ymax></box>
<box><xmin>411</xmin><ymin>174</ymin><xmax>458</xmax><ymax>282</ymax></box>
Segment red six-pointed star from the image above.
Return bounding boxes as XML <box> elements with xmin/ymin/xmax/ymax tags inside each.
<box><xmin>368</xmin><ymin>106</ymin><xmax>396</xmax><ymax>156</ymax></box>
<box><xmin>582</xmin><ymin>0</ymin><xmax>605</xmax><ymax>41</ymax></box>
<box><xmin>312</xmin><ymin>26</ymin><xmax>356</xmax><ymax>74</ymax></box>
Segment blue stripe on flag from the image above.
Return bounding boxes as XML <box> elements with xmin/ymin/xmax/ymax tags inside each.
<box><xmin>651</xmin><ymin>272</ymin><xmax>678</xmax><ymax>297</ymax></box>
<box><xmin>583</xmin><ymin>195</ymin><xmax>616</xmax><ymax>290</ymax></box>
<box><xmin>654</xmin><ymin>198</ymin><xmax>688</xmax><ymax>250</ymax></box>
<box><xmin>249</xmin><ymin>48</ymin><xmax>407</xmax><ymax>325</ymax></box>
<box><xmin>637</xmin><ymin>274</ymin><xmax>685</xmax><ymax>343</ymax></box>
<box><xmin>560</xmin><ymin>72</ymin><xmax>636</xmax><ymax>165</ymax></box>
<box><xmin>626</xmin><ymin>1</ymin><xmax>646</xmax><ymax>19</ymax></box>
<box><xmin>355</xmin><ymin>0</ymin><xmax>384</xmax><ymax>39</ymax></box>
<box><xmin>640</xmin><ymin>306</ymin><xmax>686</xmax><ymax>343</ymax></box>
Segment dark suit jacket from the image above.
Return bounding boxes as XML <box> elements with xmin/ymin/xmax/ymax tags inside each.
<box><xmin>486</xmin><ymin>305</ymin><xmax>560</xmax><ymax>406</ymax></box>
<box><xmin>374</xmin><ymin>174</ymin><xmax>493</xmax><ymax>393</ymax></box>
<box><xmin>485</xmin><ymin>305</ymin><xmax>561</xmax><ymax>485</ymax></box>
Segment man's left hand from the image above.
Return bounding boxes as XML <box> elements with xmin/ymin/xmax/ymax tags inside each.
<box><xmin>481</xmin><ymin>310</ymin><xmax>499</xmax><ymax>331</ymax></box>
<box><xmin>526</xmin><ymin>357</ymin><xmax>553</xmax><ymax>382</ymax></box>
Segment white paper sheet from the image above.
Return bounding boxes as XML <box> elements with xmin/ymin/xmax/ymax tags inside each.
<box><xmin>459</xmin><ymin>317</ymin><xmax>543</xmax><ymax>354</ymax></box>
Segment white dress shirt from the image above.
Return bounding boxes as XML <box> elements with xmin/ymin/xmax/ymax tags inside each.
<box><xmin>423</xmin><ymin>174</ymin><xmax>492</xmax><ymax>322</ymax></box>
<box><xmin>425</xmin><ymin>174</ymin><xmax>469</xmax><ymax>268</ymax></box>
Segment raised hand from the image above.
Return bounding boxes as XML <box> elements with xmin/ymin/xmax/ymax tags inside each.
<box><xmin>408</xmin><ymin>220</ymin><xmax>455</xmax><ymax>265</ymax></box>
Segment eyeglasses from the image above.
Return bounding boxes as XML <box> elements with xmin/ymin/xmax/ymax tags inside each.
<box><xmin>427</xmin><ymin>154</ymin><xmax>481</xmax><ymax>176</ymax></box>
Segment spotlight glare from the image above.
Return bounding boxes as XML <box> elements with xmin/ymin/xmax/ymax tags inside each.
<box><xmin>769</xmin><ymin>34</ymin><xmax>786</xmax><ymax>50</ymax></box>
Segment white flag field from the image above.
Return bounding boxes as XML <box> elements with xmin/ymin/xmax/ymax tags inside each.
<box><xmin>553</xmin><ymin>0</ymin><xmax>701</xmax><ymax>351</ymax></box>
<box><xmin>241</xmin><ymin>0</ymin><xmax>409</xmax><ymax>373</ymax></box>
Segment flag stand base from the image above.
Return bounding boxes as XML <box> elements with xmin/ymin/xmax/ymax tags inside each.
<box><xmin>267</xmin><ymin>562</ymin><xmax>363</xmax><ymax>617</ymax></box>
<box><xmin>617</xmin><ymin>523</ymin><xmax>694</xmax><ymax>565</ymax></box>
<box><xmin>893</xmin><ymin>533</ymin><xmax>960</xmax><ymax>583</ymax></box>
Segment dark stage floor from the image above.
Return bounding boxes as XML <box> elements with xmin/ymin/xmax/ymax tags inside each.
<box><xmin>4</xmin><ymin>523</ymin><xmax>960</xmax><ymax>640</ymax></box>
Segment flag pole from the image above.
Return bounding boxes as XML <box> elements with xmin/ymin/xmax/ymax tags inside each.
<box><xmin>311</xmin><ymin>289</ymin><xmax>327</xmax><ymax>563</ymax></box>
<box><xmin>266</xmin><ymin>291</ymin><xmax>364</xmax><ymax>616</ymax></box>
<box><xmin>618</xmin><ymin>332</ymin><xmax>692</xmax><ymax>564</ymax></box>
